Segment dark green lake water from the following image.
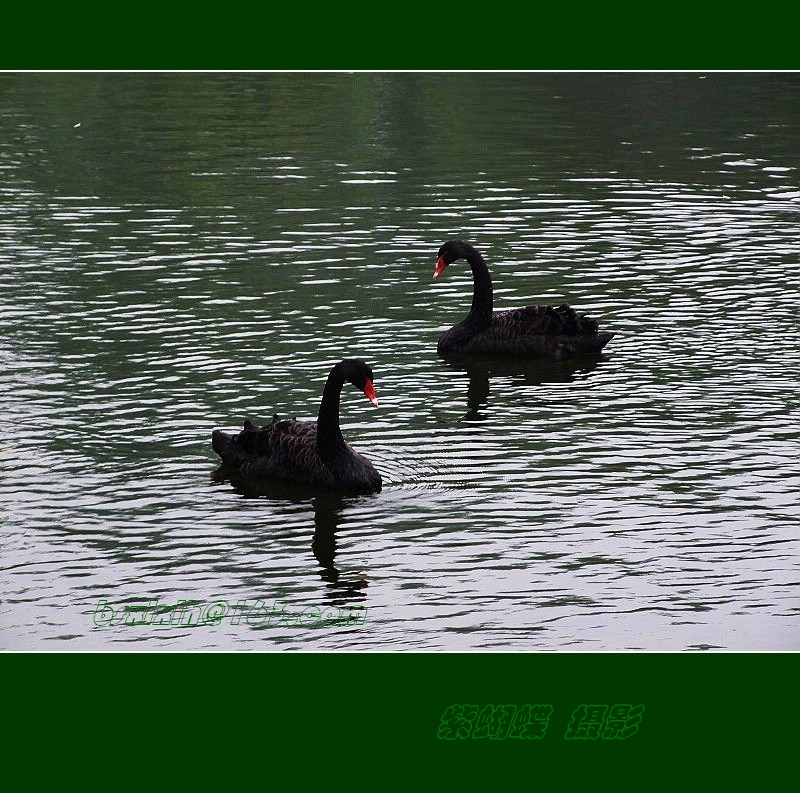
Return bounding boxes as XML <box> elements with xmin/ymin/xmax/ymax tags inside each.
<box><xmin>1</xmin><ymin>72</ymin><xmax>798</xmax><ymax>650</ymax></box>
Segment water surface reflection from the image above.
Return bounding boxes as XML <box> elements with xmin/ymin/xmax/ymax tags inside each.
<box><xmin>211</xmin><ymin>469</ymin><xmax>370</xmax><ymax>597</ymax></box>
<box><xmin>439</xmin><ymin>353</ymin><xmax>608</xmax><ymax>422</ymax></box>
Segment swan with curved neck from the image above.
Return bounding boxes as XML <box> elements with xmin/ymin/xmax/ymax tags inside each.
<box><xmin>433</xmin><ymin>240</ymin><xmax>614</xmax><ymax>357</ymax></box>
<box><xmin>212</xmin><ymin>358</ymin><xmax>381</xmax><ymax>494</ymax></box>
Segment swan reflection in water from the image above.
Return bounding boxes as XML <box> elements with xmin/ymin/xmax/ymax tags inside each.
<box><xmin>439</xmin><ymin>352</ymin><xmax>609</xmax><ymax>422</ymax></box>
<box><xmin>211</xmin><ymin>468</ymin><xmax>369</xmax><ymax>598</ymax></box>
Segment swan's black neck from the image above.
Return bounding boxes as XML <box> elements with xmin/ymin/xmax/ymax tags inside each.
<box><xmin>463</xmin><ymin>246</ymin><xmax>493</xmax><ymax>330</ymax></box>
<box><xmin>316</xmin><ymin>367</ymin><xmax>347</xmax><ymax>458</ymax></box>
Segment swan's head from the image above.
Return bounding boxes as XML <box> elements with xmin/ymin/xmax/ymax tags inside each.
<box><xmin>434</xmin><ymin>239</ymin><xmax>473</xmax><ymax>279</ymax></box>
<box><xmin>337</xmin><ymin>358</ymin><xmax>379</xmax><ymax>408</ymax></box>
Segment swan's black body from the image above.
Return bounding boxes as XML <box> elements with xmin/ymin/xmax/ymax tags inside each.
<box><xmin>212</xmin><ymin>359</ymin><xmax>381</xmax><ymax>494</ymax></box>
<box><xmin>434</xmin><ymin>240</ymin><xmax>614</xmax><ymax>358</ymax></box>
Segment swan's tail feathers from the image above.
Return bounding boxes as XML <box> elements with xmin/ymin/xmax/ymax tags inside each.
<box><xmin>596</xmin><ymin>331</ymin><xmax>615</xmax><ymax>350</ymax></box>
<box><xmin>212</xmin><ymin>429</ymin><xmax>235</xmax><ymax>458</ymax></box>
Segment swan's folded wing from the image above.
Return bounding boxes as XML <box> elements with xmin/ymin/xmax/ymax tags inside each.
<box><xmin>495</xmin><ymin>304</ymin><xmax>600</xmax><ymax>338</ymax></box>
<box><xmin>235</xmin><ymin>419</ymin><xmax>313</xmax><ymax>456</ymax></box>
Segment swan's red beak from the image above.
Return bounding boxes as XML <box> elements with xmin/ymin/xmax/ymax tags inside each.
<box><xmin>433</xmin><ymin>256</ymin><xmax>447</xmax><ymax>280</ymax></box>
<box><xmin>363</xmin><ymin>379</ymin><xmax>379</xmax><ymax>408</ymax></box>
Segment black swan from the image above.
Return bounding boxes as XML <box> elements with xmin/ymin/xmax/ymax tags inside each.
<box><xmin>433</xmin><ymin>240</ymin><xmax>614</xmax><ymax>357</ymax></box>
<box><xmin>212</xmin><ymin>358</ymin><xmax>382</xmax><ymax>494</ymax></box>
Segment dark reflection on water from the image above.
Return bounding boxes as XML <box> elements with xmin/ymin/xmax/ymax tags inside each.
<box><xmin>211</xmin><ymin>467</ymin><xmax>369</xmax><ymax>598</ymax></box>
<box><xmin>440</xmin><ymin>353</ymin><xmax>608</xmax><ymax>422</ymax></box>
<box><xmin>1</xmin><ymin>72</ymin><xmax>799</xmax><ymax>651</ymax></box>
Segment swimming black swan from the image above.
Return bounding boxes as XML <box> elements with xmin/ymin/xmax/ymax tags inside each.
<box><xmin>212</xmin><ymin>358</ymin><xmax>382</xmax><ymax>494</ymax></box>
<box><xmin>433</xmin><ymin>240</ymin><xmax>614</xmax><ymax>357</ymax></box>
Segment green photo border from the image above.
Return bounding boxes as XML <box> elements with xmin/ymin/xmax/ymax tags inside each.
<box><xmin>2</xmin><ymin>6</ymin><xmax>796</xmax><ymax>782</ymax></box>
